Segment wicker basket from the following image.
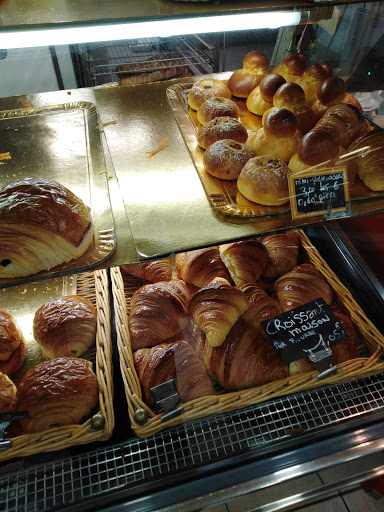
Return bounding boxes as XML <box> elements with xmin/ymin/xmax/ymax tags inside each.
<box><xmin>112</xmin><ymin>232</ymin><xmax>384</xmax><ymax>437</ymax></box>
<box><xmin>0</xmin><ymin>270</ymin><xmax>114</xmax><ymax>462</ymax></box>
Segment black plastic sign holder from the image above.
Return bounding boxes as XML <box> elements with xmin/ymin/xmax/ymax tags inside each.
<box><xmin>261</xmin><ymin>298</ymin><xmax>348</xmax><ymax>378</ymax></box>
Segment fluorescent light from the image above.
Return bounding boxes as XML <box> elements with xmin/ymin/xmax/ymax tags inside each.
<box><xmin>0</xmin><ymin>11</ymin><xmax>301</xmax><ymax>49</ymax></box>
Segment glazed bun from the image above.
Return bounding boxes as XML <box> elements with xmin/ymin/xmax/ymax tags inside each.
<box><xmin>297</xmin><ymin>62</ymin><xmax>333</xmax><ymax>106</ymax></box>
<box><xmin>197</xmin><ymin>116</ymin><xmax>248</xmax><ymax>149</ymax></box>
<box><xmin>273</xmin><ymin>82</ymin><xmax>317</xmax><ymax>134</ymax></box>
<box><xmin>0</xmin><ymin>373</ymin><xmax>17</xmax><ymax>413</ymax></box>
<box><xmin>188</xmin><ymin>78</ymin><xmax>231</xmax><ymax>111</ymax></box>
<box><xmin>228</xmin><ymin>51</ymin><xmax>269</xmax><ymax>98</ymax></box>
<box><xmin>0</xmin><ymin>310</ymin><xmax>26</xmax><ymax>375</ymax></box>
<box><xmin>203</xmin><ymin>139</ymin><xmax>255</xmax><ymax>180</ymax></box>
<box><xmin>248</xmin><ymin>108</ymin><xmax>301</xmax><ymax>164</ymax></box>
<box><xmin>312</xmin><ymin>77</ymin><xmax>347</xmax><ymax>119</ymax></box>
<box><xmin>197</xmin><ymin>97</ymin><xmax>239</xmax><ymax>125</ymax></box>
<box><xmin>243</xmin><ymin>51</ymin><xmax>269</xmax><ymax>73</ymax></box>
<box><xmin>237</xmin><ymin>156</ymin><xmax>292</xmax><ymax>206</ymax></box>
<box><xmin>246</xmin><ymin>74</ymin><xmax>286</xmax><ymax>116</ymax></box>
<box><xmin>0</xmin><ymin>178</ymin><xmax>94</xmax><ymax>278</ymax></box>
<box><xmin>33</xmin><ymin>295</ymin><xmax>97</xmax><ymax>359</ymax></box>
<box><xmin>16</xmin><ymin>357</ymin><xmax>99</xmax><ymax>433</ymax></box>
<box><xmin>272</xmin><ymin>53</ymin><xmax>308</xmax><ymax>81</ymax></box>
<box><xmin>297</xmin><ymin>129</ymin><xmax>340</xmax><ymax>166</ymax></box>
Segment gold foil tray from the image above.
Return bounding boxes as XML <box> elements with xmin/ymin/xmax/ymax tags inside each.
<box><xmin>166</xmin><ymin>82</ymin><xmax>290</xmax><ymax>218</ymax></box>
<box><xmin>0</xmin><ymin>102</ymin><xmax>115</xmax><ymax>288</ymax></box>
<box><xmin>166</xmin><ymin>82</ymin><xmax>384</xmax><ymax>218</ymax></box>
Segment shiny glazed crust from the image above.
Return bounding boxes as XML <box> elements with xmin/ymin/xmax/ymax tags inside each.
<box><xmin>219</xmin><ymin>240</ymin><xmax>269</xmax><ymax>286</ymax></box>
<box><xmin>175</xmin><ymin>247</ymin><xmax>233</xmax><ymax>288</ymax></box>
<box><xmin>121</xmin><ymin>260</ymin><xmax>173</xmax><ymax>283</ymax></box>
<box><xmin>33</xmin><ymin>295</ymin><xmax>97</xmax><ymax>359</ymax></box>
<box><xmin>349</xmin><ymin>130</ymin><xmax>384</xmax><ymax>191</ymax></box>
<box><xmin>16</xmin><ymin>357</ymin><xmax>99</xmax><ymax>433</ymax></box>
<box><xmin>0</xmin><ymin>178</ymin><xmax>94</xmax><ymax>278</ymax></box>
<box><xmin>237</xmin><ymin>156</ymin><xmax>292</xmax><ymax>206</ymax></box>
<box><xmin>0</xmin><ymin>310</ymin><xmax>23</xmax><ymax>358</ymax></box>
<box><xmin>227</xmin><ymin>69</ymin><xmax>264</xmax><ymax>98</ymax></box>
<box><xmin>0</xmin><ymin>373</ymin><xmax>17</xmax><ymax>413</ymax></box>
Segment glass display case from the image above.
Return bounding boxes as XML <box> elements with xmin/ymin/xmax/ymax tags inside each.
<box><xmin>0</xmin><ymin>2</ymin><xmax>384</xmax><ymax>511</ymax></box>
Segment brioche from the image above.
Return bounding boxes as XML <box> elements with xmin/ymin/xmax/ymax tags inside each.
<box><xmin>203</xmin><ymin>139</ymin><xmax>254</xmax><ymax>180</ymax></box>
<box><xmin>189</xmin><ymin>320</ymin><xmax>288</xmax><ymax>390</ymax></box>
<box><xmin>197</xmin><ymin>97</ymin><xmax>239</xmax><ymax>125</ymax></box>
<box><xmin>275</xmin><ymin>263</ymin><xmax>333</xmax><ymax>312</ymax></box>
<box><xmin>237</xmin><ymin>155</ymin><xmax>292</xmax><ymax>206</ymax></box>
<box><xmin>248</xmin><ymin>108</ymin><xmax>302</xmax><ymax>163</ymax></box>
<box><xmin>0</xmin><ymin>310</ymin><xmax>26</xmax><ymax>375</ymax></box>
<box><xmin>260</xmin><ymin>231</ymin><xmax>300</xmax><ymax>279</ymax></box>
<box><xmin>134</xmin><ymin>339</ymin><xmax>214</xmax><ymax>406</ymax></box>
<box><xmin>16</xmin><ymin>357</ymin><xmax>99</xmax><ymax>433</ymax></box>
<box><xmin>175</xmin><ymin>247</ymin><xmax>233</xmax><ymax>288</ymax></box>
<box><xmin>33</xmin><ymin>295</ymin><xmax>97</xmax><ymax>359</ymax></box>
<box><xmin>272</xmin><ymin>53</ymin><xmax>308</xmax><ymax>82</ymax></box>
<box><xmin>0</xmin><ymin>178</ymin><xmax>94</xmax><ymax>278</ymax></box>
<box><xmin>188</xmin><ymin>78</ymin><xmax>231</xmax><ymax>111</ymax></box>
<box><xmin>121</xmin><ymin>260</ymin><xmax>172</xmax><ymax>283</ymax></box>
<box><xmin>129</xmin><ymin>280</ymin><xmax>190</xmax><ymax>350</ymax></box>
<box><xmin>273</xmin><ymin>82</ymin><xmax>317</xmax><ymax>134</ymax></box>
<box><xmin>296</xmin><ymin>62</ymin><xmax>333</xmax><ymax>107</ymax></box>
<box><xmin>0</xmin><ymin>373</ymin><xmax>17</xmax><ymax>413</ymax></box>
<box><xmin>219</xmin><ymin>239</ymin><xmax>268</xmax><ymax>285</ymax></box>
<box><xmin>197</xmin><ymin>116</ymin><xmax>248</xmax><ymax>149</ymax></box>
<box><xmin>228</xmin><ymin>51</ymin><xmax>269</xmax><ymax>98</ymax></box>
<box><xmin>189</xmin><ymin>277</ymin><xmax>249</xmax><ymax>347</ymax></box>
<box><xmin>246</xmin><ymin>73</ymin><xmax>286</xmax><ymax>116</ymax></box>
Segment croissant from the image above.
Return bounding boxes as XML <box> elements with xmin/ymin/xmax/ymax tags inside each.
<box><xmin>0</xmin><ymin>178</ymin><xmax>94</xmax><ymax>278</ymax></box>
<box><xmin>16</xmin><ymin>357</ymin><xmax>99</xmax><ymax>433</ymax></box>
<box><xmin>121</xmin><ymin>259</ymin><xmax>172</xmax><ymax>283</ymax></box>
<box><xmin>0</xmin><ymin>310</ymin><xmax>26</xmax><ymax>375</ymax></box>
<box><xmin>240</xmin><ymin>283</ymin><xmax>281</xmax><ymax>332</ymax></box>
<box><xmin>129</xmin><ymin>280</ymin><xmax>190</xmax><ymax>350</ymax></box>
<box><xmin>348</xmin><ymin>130</ymin><xmax>384</xmax><ymax>191</ymax></box>
<box><xmin>175</xmin><ymin>247</ymin><xmax>232</xmax><ymax>288</ymax></box>
<box><xmin>260</xmin><ymin>232</ymin><xmax>299</xmax><ymax>279</ymax></box>
<box><xmin>315</xmin><ymin>103</ymin><xmax>367</xmax><ymax>149</ymax></box>
<box><xmin>289</xmin><ymin>312</ymin><xmax>357</xmax><ymax>375</ymax></box>
<box><xmin>134</xmin><ymin>338</ymin><xmax>214</xmax><ymax>406</ymax></box>
<box><xmin>189</xmin><ymin>320</ymin><xmax>288</xmax><ymax>390</ymax></box>
<box><xmin>189</xmin><ymin>278</ymin><xmax>249</xmax><ymax>347</ymax></box>
<box><xmin>275</xmin><ymin>263</ymin><xmax>333</xmax><ymax>312</ymax></box>
<box><xmin>33</xmin><ymin>295</ymin><xmax>97</xmax><ymax>359</ymax></box>
<box><xmin>0</xmin><ymin>373</ymin><xmax>17</xmax><ymax>413</ymax></box>
<box><xmin>219</xmin><ymin>239</ymin><xmax>268</xmax><ymax>286</ymax></box>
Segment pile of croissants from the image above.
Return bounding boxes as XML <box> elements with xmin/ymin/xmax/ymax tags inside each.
<box><xmin>187</xmin><ymin>50</ymin><xmax>384</xmax><ymax>205</ymax></box>
<box><xmin>122</xmin><ymin>231</ymin><xmax>357</xmax><ymax>408</ymax></box>
<box><xmin>0</xmin><ymin>295</ymin><xmax>99</xmax><ymax>434</ymax></box>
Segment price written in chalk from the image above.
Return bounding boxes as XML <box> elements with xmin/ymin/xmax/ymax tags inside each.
<box><xmin>288</xmin><ymin>168</ymin><xmax>350</xmax><ymax>219</ymax></box>
<box><xmin>261</xmin><ymin>298</ymin><xmax>348</xmax><ymax>365</ymax></box>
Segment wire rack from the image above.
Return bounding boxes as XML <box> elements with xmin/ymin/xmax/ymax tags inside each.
<box><xmin>77</xmin><ymin>36</ymin><xmax>214</xmax><ymax>86</ymax></box>
<box><xmin>1</xmin><ymin>372</ymin><xmax>384</xmax><ymax>511</ymax></box>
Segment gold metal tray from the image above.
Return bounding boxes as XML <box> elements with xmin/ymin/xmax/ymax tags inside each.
<box><xmin>0</xmin><ymin>102</ymin><xmax>115</xmax><ymax>288</ymax></box>
<box><xmin>166</xmin><ymin>82</ymin><xmax>384</xmax><ymax>218</ymax></box>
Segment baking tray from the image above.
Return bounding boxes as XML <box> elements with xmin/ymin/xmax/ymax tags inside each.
<box><xmin>112</xmin><ymin>230</ymin><xmax>384</xmax><ymax>437</ymax></box>
<box><xmin>166</xmin><ymin>82</ymin><xmax>384</xmax><ymax>218</ymax></box>
<box><xmin>0</xmin><ymin>102</ymin><xmax>116</xmax><ymax>288</ymax></box>
<box><xmin>0</xmin><ymin>269</ymin><xmax>114</xmax><ymax>461</ymax></box>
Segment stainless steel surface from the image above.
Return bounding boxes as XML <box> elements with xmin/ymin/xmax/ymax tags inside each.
<box><xmin>0</xmin><ymin>275</ymin><xmax>77</xmax><ymax>385</ymax></box>
<box><xmin>0</xmin><ymin>101</ymin><xmax>116</xmax><ymax>287</ymax></box>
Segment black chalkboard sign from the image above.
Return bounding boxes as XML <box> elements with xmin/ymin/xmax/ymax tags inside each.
<box><xmin>288</xmin><ymin>168</ymin><xmax>350</xmax><ymax>219</ymax></box>
<box><xmin>261</xmin><ymin>298</ymin><xmax>348</xmax><ymax>365</ymax></box>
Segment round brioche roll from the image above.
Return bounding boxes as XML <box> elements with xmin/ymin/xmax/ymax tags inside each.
<box><xmin>296</xmin><ymin>62</ymin><xmax>334</xmax><ymax>107</ymax></box>
<box><xmin>197</xmin><ymin>116</ymin><xmax>248</xmax><ymax>149</ymax></box>
<box><xmin>243</xmin><ymin>51</ymin><xmax>269</xmax><ymax>74</ymax></box>
<box><xmin>33</xmin><ymin>295</ymin><xmax>97</xmax><ymax>359</ymax></box>
<box><xmin>188</xmin><ymin>78</ymin><xmax>231</xmax><ymax>111</ymax></box>
<box><xmin>246</xmin><ymin>73</ymin><xmax>286</xmax><ymax>116</ymax></box>
<box><xmin>272</xmin><ymin>53</ymin><xmax>308</xmax><ymax>82</ymax></box>
<box><xmin>237</xmin><ymin>155</ymin><xmax>292</xmax><ymax>206</ymax></box>
<box><xmin>203</xmin><ymin>139</ymin><xmax>255</xmax><ymax>180</ymax></box>
<box><xmin>248</xmin><ymin>108</ymin><xmax>302</xmax><ymax>164</ymax></box>
<box><xmin>312</xmin><ymin>77</ymin><xmax>347</xmax><ymax>119</ymax></box>
<box><xmin>197</xmin><ymin>97</ymin><xmax>239</xmax><ymax>125</ymax></box>
<box><xmin>273</xmin><ymin>82</ymin><xmax>317</xmax><ymax>134</ymax></box>
<box><xmin>16</xmin><ymin>357</ymin><xmax>99</xmax><ymax>433</ymax></box>
<box><xmin>0</xmin><ymin>373</ymin><xmax>17</xmax><ymax>413</ymax></box>
<box><xmin>0</xmin><ymin>178</ymin><xmax>94</xmax><ymax>278</ymax></box>
<box><xmin>227</xmin><ymin>51</ymin><xmax>269</xmax><ymax>98</ymax></box>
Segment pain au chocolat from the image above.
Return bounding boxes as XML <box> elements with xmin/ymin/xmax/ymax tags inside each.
<box><xmin>33</xmin><ymin>295</ymin><xmax>97</xmax><ymax>359</ymax></box>
<box><xmin>0</xmin><ymin>178</ymin><xmax>94</xmax><ymax>278</ymax></box>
